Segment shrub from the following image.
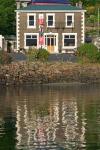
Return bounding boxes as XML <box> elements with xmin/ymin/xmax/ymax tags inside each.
<box><xmin>95</xmin><ymin>52</ymin><xmax>100</xmax><ymax>63</ymax></box>
<box><xmin>27</xmin><ymin>48</ymin><xmax>49</xmax><ymax>61</ymax></box>
<box><xmin>77</xmin><ymin>43</ymin><xmax>99</xmax><ymax>63</ymax></box>
<box><xmin>37</xmin><ymin>48</ymin><xmax>50</xmax><ymax>61</ymax></box>
<box><xmin>0</xmin><ymin>51</ymin><xmax>12</xmax><ymax>64</ymax></box>
<box><xmin>27</xmin><ymin>48</ymin><xmax>38</xmax><ymax>61</ymax></box>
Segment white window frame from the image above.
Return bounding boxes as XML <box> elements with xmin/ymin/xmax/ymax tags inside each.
<box><xmin>46</xmin><ymin>13</ymin><xmax>55</xmax><ymax>28</ymax></box>
<box><xmin>24</xmin><ymin>33</ymin><xmax>39</xmax><ymax>49</ymax></box>
<box><xmin>62</xmin><ymin>33</ymin><xmax>77</xmax><ymax>49</ymax></box>
<box><xmin>65</xmin><ymin>13</ymin><xmax>74</xmax><ymax>28</ymax></box>
<box><xmin>27</xmin><ymin>13</ymin><xmax>36</xmax><ymax>28</ymax></box>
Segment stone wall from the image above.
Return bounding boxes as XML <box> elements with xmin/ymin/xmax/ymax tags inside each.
<box><xmin>0</xmin><ymin>62</ymin><xmax>100</xmax><ymax>86</ymax></box>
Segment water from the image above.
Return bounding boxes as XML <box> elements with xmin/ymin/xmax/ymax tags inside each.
<box><xmin>0</xmin><ymin>84</ymin><xmax>100</xmax><ymax>150</ymax></box>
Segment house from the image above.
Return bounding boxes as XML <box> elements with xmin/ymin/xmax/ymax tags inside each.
<box><xmin>16</xmin><ymin>0</ymin><xmax>86</xmax><ymax>53</ymax></box>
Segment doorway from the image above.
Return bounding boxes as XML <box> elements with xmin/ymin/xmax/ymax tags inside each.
<box><xmin>45</xmin><ymin>34</ymin><xmax>58</xmax><ymax>53</ymax></box>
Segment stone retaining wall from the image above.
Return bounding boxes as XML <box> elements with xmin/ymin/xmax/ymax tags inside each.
<box><xmin>0</xmin><ymin>62</ymin><xmax>100</xmax><ymax>86</ymax></box>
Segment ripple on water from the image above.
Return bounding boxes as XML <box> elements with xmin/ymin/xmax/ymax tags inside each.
<box><xmin>0</xmin><ymin>85</ymin><xmax>100</xmax><ymax>150</ymax></box>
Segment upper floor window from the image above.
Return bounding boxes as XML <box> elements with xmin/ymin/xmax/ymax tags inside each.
<box><xmin>65</xmin><ymin>13</ymin><xmax>74</xmax><ymax>28</ymax></box>
<box><xmin>46</xmin><ymin>13</ymin><xmax>55</xmax><ymax>28</ymax></box>
<box><xmin>27</xmin><ymin>13</ymin><xmax>36</xmax><ymax>28</ymax></box>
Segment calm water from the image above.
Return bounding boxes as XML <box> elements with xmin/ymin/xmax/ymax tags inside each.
<box><xmin>0</xmin><ymin>84</ymin><xmax>100</xmax><ymax>150</ymax></box>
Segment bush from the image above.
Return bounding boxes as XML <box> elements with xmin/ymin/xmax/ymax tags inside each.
<box><xmin>27</xmin><ymin>48</ymin><xmax>38</xmax><ymax>61</ymax></box>
<box><xmin>27</xmin><ymin>48</ymin><xmax>49</xmax><ymax>61</ymax></box>
<box><xmin>0</xmin><ymin>51</ymin><xmax>12</xmax><ymax>64</ymax></box>
<box><xmin>77</xmin><ymin>43</ymin><xmax>100</xmax><ymax>63</ymax></box>
<box><xmin>37</xmin><ymin>48</ymin><xmax>49</xmax><ymax>61</ymax></box>
<box><xmin>95</xmin><ymin>52</ymin><xmax>100</xmax><ymax>63</ymax></box>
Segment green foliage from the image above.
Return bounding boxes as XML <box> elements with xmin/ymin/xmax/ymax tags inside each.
<box><xmin>0</xmin><ymin>0</ymin><xmax>16</xmax><ymax>35</ymax></box>
<box><xmin>27</xmin><ymin>48</ymin><xmax>38</xmax><ymax>61</ymax></box>
<box><xmin>95</xmin><ymin>52</ymin><xmax>100</xmax><ymax>63</ymax></box>
<box><xmin>27</xmin><ymin>48</ymin><xmax>49</xmax><ymax>61</ymax></box>
<box><xmin>77</xmin><ymin>43</ymin><xmax>100</xmax><ymax>63</ymax></box>
<box><xmin>86</xmin><ymin>29</ymin><xmax>98</xmax><ymax>37</ymax></box>
<box><xmin>37</xmin><ymin>48</ymin><xmax>50</xmax><ymax>61</ymax></box>
<box><xmin>0</xmin><ymin>51</ymin><xmax>12</xmax><ymax>64</ymax></box>
<box><xmin>71</xmin><ymin>0</ymin><xmax>99</xmax><ymax>6</ymax></box>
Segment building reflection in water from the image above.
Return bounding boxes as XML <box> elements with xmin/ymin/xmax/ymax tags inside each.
<box><xmin>15</xmin><ymin>90</ymin><xmax>86</xmax><ymax>149</ymax></box>
<box><xmin>62</xmin><ymin>100</ymin><xmax>78</xmax><ymax>148</ymax></box>
<box><xmin>1</xmin><ymin>86</ymin><xmax>100</xmax><ymax>149</ymax></box>
<box><xmin>16</xmin><ymin>104</ymin><xmax>22</xmax><ymax>147</ymax></box>
<box><xmin>80</xmin><ymin>111</ymin><xmax>86</xmax><ymax>148</ymax></box>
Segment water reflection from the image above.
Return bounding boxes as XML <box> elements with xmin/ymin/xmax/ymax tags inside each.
<box><xmin>0</xmin><ymin>85</ymin><xmax>100</xmax><ymax>149</ymax></box>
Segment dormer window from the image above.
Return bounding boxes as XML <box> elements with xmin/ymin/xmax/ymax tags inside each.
<box><xmin>27</xmin><ymin>13</ymin><xmax>36</xmax><ymax>28</ymax></box>
<box><xmin>46</xmin><ymin>13</ymin><xmax>55</xmax><ymax>28</ymax></box>
<box><xmin>65</xmin><ymin>13</ymin><xmax>74</xmax><ymax>28</ymax></box>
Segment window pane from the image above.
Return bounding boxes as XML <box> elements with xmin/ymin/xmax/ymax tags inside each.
<box><xmin>67</xmin><ymin>15</ymin><xmax>73</xmax><ymax>26</ymax></box>
<box><xmin>64</xmin><ymin>35</ymin><xmax>69</xmax><ymax>39</ymax></box>
<box><xmin>48</xmin><ymin>21</ymin><xmax>53</xmax><ymax>26</ymax></box>
<box><xmin>32</xmin><ymin>35</ymin><xmax>37</xmax><ymax>39</ymax></box>
<box><xmin>54</xmin><ymin>36</ymin><xmax>56</xmax><ymax>45</ymax></box>
<box><xmin>70</xmin><ymin>35</ymin><xmax>75</xmax><ymax>38</ymax></box>
<box><xmin>67</xmin><ymin>16</ymin><xmax>72</xmax><ymax>20</ymax></box>
<box><xmin>26</xmin><ymin>35</ymin><xmax>31</xmax><ymax>39</ymax></box>
<box><xmin>29</xmin><ymin>20</ymin><xmax>34</xmax><ymax>26</ymax></box>
<box><xmin>26</xmin><ymin>38</ymin><xmax>37</xmax><ymax>46</ymax></box>
<box><xmin>29</xmin><ymin>16</ymin><xmax>34</xmax><ymax>20</ymax></box>
<box><xmin>67</xmin><ymin>21</ymin><xmax>72</xmax><ymax>26</ymax></box>
<box><xmin>48</xmin><ymin>16</ymin><xmax>53</xmax><ymax>21</ymax></box>
<box><xmin>64</xmin><ymin>38</ymin><xmax>75</xmax><ymax>46</ymax></box>
<box><xmin>51</xmin><ymin>38</ymin><xmax>54</xmax><ymax>46</ymax></box>
<box><xmin>29</xmin><ymin>16</ymin><xmax>34</xmax><ymax>26</ymax></box>
<box><xmin>47</xmin><ymin>38</ymin><xmax>50</xmax><ymax>46</ymax></box>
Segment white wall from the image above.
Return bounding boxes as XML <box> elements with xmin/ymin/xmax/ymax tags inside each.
<box><xmin>0</xmin><ymin>35</ymin><xmax>4</xmax><ymax>49</ymax></box>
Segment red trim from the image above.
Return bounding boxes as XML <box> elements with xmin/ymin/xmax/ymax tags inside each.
<box><xmin>31</xmin><ymin>2</ymin><xmax>68</xmax><ymax>5</ymax></box>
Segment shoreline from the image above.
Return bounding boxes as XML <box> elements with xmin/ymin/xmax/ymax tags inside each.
<box><xmin>0</xmin><ymin>61</ymin><xmax>100</xmax><ymax>86</ymax></box>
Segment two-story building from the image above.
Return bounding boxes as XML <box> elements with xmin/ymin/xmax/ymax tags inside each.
<box><xmin>16</xmin><ymin>0</ymin><xmax>86</xmax><ymax>53</ymax></box>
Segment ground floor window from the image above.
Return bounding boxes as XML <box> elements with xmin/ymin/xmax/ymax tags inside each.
<box><xmin>26</xmin><ymin>35</ymin><xmax>37</xmax><ymax>46</ymax></box>
<box><xmin>62</xmin><ymin>33</ymin><xmax>77</xmax><ymax>49</ymax></box>
<box><xmin>24</xmin><ymin>33</ymin><xmax>38</xmax><ymax>49</ymax></box>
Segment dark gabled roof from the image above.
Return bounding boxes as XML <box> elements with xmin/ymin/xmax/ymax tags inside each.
<box><xmin>31</xmin><ymin>0</ymin><xmax>70</xmax><ymax>4</ymax></box>
<box><xmin>19</xmin><ymin>4</ymin><xmax>83</xmax><ymax>11</ymax></box>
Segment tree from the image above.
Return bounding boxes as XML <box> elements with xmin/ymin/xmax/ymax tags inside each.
<box><xmin>0</xmin><ymin>0</ymin><xmax>16</xmax><ymax>35</ymax></box>
<box><xmin>70</xmin><ymin>0</ymin><xmax>99</xmax><ymax>6</ymax></box>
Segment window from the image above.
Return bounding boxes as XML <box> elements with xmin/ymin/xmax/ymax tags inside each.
<box><xmin>65</xmin><ymin>13</ymin><xmax>74</xmax><ymax>28</ymax></box>
<box><xmin>24</xmin><ymin>33</ymin><xmax>38</xmax><ymax>49</ymax></box>
<box><xmin>27</xmin><ymin>13</ymin><xmax>36</xmax><ymax>28</ymax></box>
<box><xmin>62</xmin><ymin>33</ymin><xmax>77</xmax><ymax>49</ymax></box>
<box><xmin>46</xmin><ymin>14</ymin><xmax>55</xmax><ymax>27</ymax></box>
